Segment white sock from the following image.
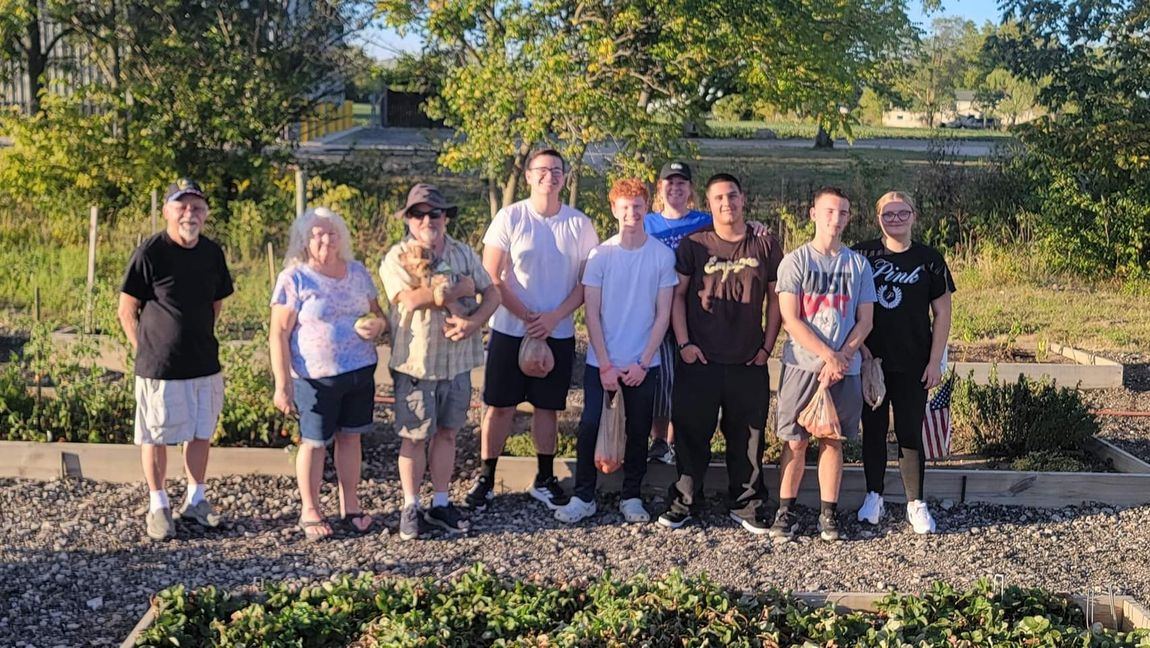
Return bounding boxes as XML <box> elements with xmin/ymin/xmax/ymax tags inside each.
<box><xmin>149</xmin><ymin>490</ymin><xmax>169</xmax><ymax>513</ymax></box>
<box><xmin>403</xmin><ymin>494</ymin><xmax>418</xmax><ymax>508</ymax></box>
<box><xmin>432</xmin><ymin>492</ymin><xmax>449</xmax><ymax>508</ymax></box>
<box><xmin>186</xmin><ymin>483</ymin><xmax>206</xmax><ymax>506</ymax></box>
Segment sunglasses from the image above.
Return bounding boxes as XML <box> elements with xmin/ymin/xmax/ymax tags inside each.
<box><xmin>407</xmin><ymin>208</ymin><xmax>446</xmax><ymax>220</ymax></box>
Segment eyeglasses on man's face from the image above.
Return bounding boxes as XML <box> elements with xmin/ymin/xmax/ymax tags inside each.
<box><xmin>528</xmin><ymin>166</ymin><xmax>565</xmax><ymax>177</ymax></box>
<box><xmin>880</xmin><ymin>209</ymin><xmax>913</xmax><ymax>222</ymax></box>
<box><xmin>407</xmin><ymin>208</ymin><xmax>446</xmax><ymax>221</ymax></box>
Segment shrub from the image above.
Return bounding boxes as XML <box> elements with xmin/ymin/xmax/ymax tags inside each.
<box><xmin>1010</xmin><ymin>450</ymin><xmax>1090</xmax><ymax>473</ymax></box>
<box><xmin>711</xmin><ymin>94</ymin><xmax>756</xmax><ymax>122</ymax></box>
<box><xmin>951</xmin><ymin>373</ymin><xmax>1098</xmax><ymax>460</ymax></box>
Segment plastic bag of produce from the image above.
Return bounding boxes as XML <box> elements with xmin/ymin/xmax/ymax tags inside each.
<box><xmin>517</xmin><ymin>336</ymin><xmax>555</xmax><ymax>378</ymax></box>
<box><xmin>862</xmin><ymin>357</ymin><xmax>886</xmax><ymax>410</ymax></box>
<box><xmin>797</xmin><ymin>383</ymin><xmax>845</xmax><ymax>440</ymax></box>
<box><xmin>594</xmin><ymin>391</ymin><xmax>626</xmax><ymax>473</ymax></box>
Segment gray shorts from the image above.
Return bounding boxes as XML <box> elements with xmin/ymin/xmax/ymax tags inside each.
<box><xmin>134</xmin><ymin>373</ymin><xmax>224</xmax><ymax>445</ymax></box>
<box><xmin>776</xmin><ymin>366</ymin><xmax>862</xmax><ymax>442</ymax></box>
<box><xmin>392</xmin><ymin>370</ymin><xmax>471</xmax><ymax>441</ymax></box>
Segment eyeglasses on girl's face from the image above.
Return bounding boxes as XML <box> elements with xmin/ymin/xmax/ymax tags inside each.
<box><xmin>880</xmin><ymin>209</ymin><xmax>913</xmax><ymax>222</ymax></box>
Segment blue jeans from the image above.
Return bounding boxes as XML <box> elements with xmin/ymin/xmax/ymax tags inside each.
<box><xmin>574</xmin><ymin>364</ymin><xmax>659</xmax><ymax>501</ymax></box>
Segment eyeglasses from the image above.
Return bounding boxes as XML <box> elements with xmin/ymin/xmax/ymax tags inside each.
<box><xmin>407</xmin><ymin>208</ymin><xmax>446</xmax><ymax>220</ymax></box>
<box><xmin>310</xmin><ymin>230</ymin><xmax>340</xmax><ymax>240</ymax></box>
<box><xmin>528</xmin><ymin>166</ymin><xmax>565</xmax><ymax>177</ymax></box>
<box><xmin>880</xmin><ymin>210</ymin><xmax>914</xmax><ymax>222</ymax></box>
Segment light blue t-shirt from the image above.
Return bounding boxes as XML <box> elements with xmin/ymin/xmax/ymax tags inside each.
<box><xmin>644</xmin><ymin>210</ymin><xmax>712</xmax><ymax>250</ymax></box>
<box><xmin>271</xmin><ymin>261</ymin><xmax>380</xmax><ymax>379</ymax></box>
<box><xmin>776</xmin><ymin>243</ymin><xmax>876</xmax><ymax>375</ymax></box>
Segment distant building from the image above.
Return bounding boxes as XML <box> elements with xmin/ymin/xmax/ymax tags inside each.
<box><xmin>880</xmin><ymin>89</ymin><xmax>1041</xmax><ymax>129</ymax></box>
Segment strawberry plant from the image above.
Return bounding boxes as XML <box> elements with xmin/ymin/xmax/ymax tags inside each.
<box><xmin>134</xmin><ymin>566</ymin><xmax>1150</xmax><ymax>647</ymax></box>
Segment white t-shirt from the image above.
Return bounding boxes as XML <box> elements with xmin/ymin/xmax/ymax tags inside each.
<box><xmin>582</xmin><ymin>234</ymin><xmax>678</xmax><ymax>368</ymax></box>
<box><xmin>482</xmin><ymin>200</ymin><xmax>599</xmax><ymax>338</ymax></box>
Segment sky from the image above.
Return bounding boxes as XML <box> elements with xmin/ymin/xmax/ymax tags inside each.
<box><xmin>358</xmin><ymin>0</ymin><xmax>1007</xmax><ymax>61</ymax></box>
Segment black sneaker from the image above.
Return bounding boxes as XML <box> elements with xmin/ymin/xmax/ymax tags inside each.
<box><xmin>463</xmin><ymin>475</ymin><xmax>494</xmax><ymax>512</ymax></box>
<box><xmin>648</xmin><ymin>439</ymin><xmax>675</xmax><ymax>465</ymax></box>
<box><xmin>398</xmin><ymin>504</ymin><xmax>421</xmax><ymax>541</ymax></box>
<box><xmin>424</xmin><ymin>504</ymin><xmax>470</xmax><ymax>534</ymax></box>
<box><xmin>818</xmin><ymin>512</ymin><xmax>841</xmax><ymax>542</ymax></box>
<box><xmin>528</xmin><ymin>476</ymin><xmax>569</xmax><ymax>510</ymax></box>
<box><xmin>657</xmin><ymin>508</ymin><xmax>692</xmax><ymax>529</ymax></box>
<box><xmin>729</xmin><ymin>511</ymin><xmax>770</xmax><ymax>536</ymax></box>
<box><xmin>768</xmin><ymin>508</ymin><xmax>799</xmax><ymax>542</ymax></box>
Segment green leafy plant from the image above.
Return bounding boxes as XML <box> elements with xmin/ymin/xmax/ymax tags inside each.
<box><xmin>136</xmin><ymin>566</ymin><xmax>1150</xmax><ymax>647</ymax></box>
<box><xmin>951</xmin><ymin>373</ymin><xmax>1099</xmax><ymax>463</ymax></box>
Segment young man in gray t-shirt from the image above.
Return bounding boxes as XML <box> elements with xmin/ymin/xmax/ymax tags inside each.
<box><xmin>771</xmin><ymin>187</ymin><xmax>876</xmax><ymax>543</ymax></box>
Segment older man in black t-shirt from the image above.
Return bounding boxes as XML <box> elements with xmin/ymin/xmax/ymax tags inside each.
<box><xmin>657</xmin><ymin>173</ymin><xmax>783</xmax><ymax>535</ymax></box>
<box><xmin>118</xmin><ymin>179</ymin><xmax>234</xmax><ymax>541</ymax></box>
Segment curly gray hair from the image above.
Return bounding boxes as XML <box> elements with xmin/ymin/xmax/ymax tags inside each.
<box><xmin>283</xmin><ymin>207</ymin><xmax>355</xmax><ymax>267</ymax></box>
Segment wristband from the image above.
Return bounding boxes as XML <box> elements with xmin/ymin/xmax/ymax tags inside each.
<box><xmin>677</xmin><ymin>341</ymin><xmax>694</xmax><ymax>351</ymax></box>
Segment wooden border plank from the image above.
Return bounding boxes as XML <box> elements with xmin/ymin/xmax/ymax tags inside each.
<box><xmin>492</xmin><ymin>457</ymin><xmax>1150</xmax><ymax>509</ymax></box>
<box><xmin>119</xmin><ymin>606</ymin><xmax>155</xmax><ymax>648</ymax></box>
<box><xmin>0</xmin><ymin>441</ymin><xmax>295</xmax><ymax>483</ymax></box>
<box><xmin>1084</xmin><ymin>437</ymin><xmax>1150</xmax><ymax>474</ymax></box>
<box><xmin>950</xmin><ymin>361</ymin><xmax>1123</xmax><ymax>389</ymax></box>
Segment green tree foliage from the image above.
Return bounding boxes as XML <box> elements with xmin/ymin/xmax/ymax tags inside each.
<box><xmin>0</xmin><ymin>1</ymin><xmax>373</xmax><ymax>222</ymax></box>
<box><xmin>990</xmin><ymin>0</ymin><xmax>1150</xmax><ymax>276</ymax></box>
<box><xmin>377</xmin><ymin>0</ymin><xmax>921</xmax><ymax>210</ymax></box>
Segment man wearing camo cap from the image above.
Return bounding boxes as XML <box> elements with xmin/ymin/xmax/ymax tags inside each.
<box><xmin>117</xmin><ymin>178</ymin><xmax>234</xmax><ymax>541</ymax></box>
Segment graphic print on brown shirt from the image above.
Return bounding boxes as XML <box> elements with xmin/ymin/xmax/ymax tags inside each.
<box><xmin>676</xmin><ymin>229</ymin><xmax>783</xmax><ymax>364</ymax></box>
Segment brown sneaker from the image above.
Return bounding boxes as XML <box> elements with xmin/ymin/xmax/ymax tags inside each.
<box><xmin>146</xmin><ymin>508</ymin><xmax>175</xmax><ymax>541</ymax></box>
<box><xmin>176</xmin><ymin>500</ymin><xmax>221</xmax><ymax>528</ymax></box>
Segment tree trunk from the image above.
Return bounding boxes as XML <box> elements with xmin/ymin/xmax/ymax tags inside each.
<box><xmin>487</xmin><ymin>178</ymin><xmax>500</xmax><ymax>219</ymax></box>
<box><xmin>814</xmin><ymin>123</ymin><xmax>834</xmax><ymax>149</ymax></box>
<box><xmin>566</xmin><ymin>144</ymin><xmax>586</xmax><ymax>209</ymax></box>
<box><xmin>23</xmin><ymin>0</ymin><xmax>46</xmax><ymax>115</ymax></box>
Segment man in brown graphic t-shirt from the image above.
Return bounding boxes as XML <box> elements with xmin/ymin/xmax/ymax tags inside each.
<box><xmin>657</xmin><ymin>173</ymin><xmax>783</xmax><ymax>535</ymax></box>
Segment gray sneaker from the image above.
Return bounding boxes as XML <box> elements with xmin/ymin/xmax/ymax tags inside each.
<box><xmin>146</xmin><ymin>508</ymin><xmax>175</xmax><ymax>541</ymax></box>
<box><xmin>176</xmin><ymin>500</ymin><xmax>221</xmax><ymax>528</ymax></box>
<box><xmin>398</xmin><ymin>504</ymin><xmax>421</xmax><ymax>541</ymax></box>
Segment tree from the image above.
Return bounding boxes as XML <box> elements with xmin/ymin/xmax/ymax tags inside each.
<box><xmin>989</xmin><ymin>0</ymin><xmax>1150</xmax><ymax>275</ymax></box>
<box><xmin>0</xmin><ymin>0</ymin><xmax>376</xmax><ymax>216</ymax></box>
<box><xmin>0</xmin><ymin>1</ymin><xmax>84</xmax><ymax>115</ymax></box>
<box><xmin>981</xmin><ymin>68</ymin><xmax>1041</xmax><ymax>127</ymax></box>
<box><xmin>378</xmin><ymin>0</ymin><xmax>922</xmax><ymax>204</ymax></box>
<box><xmin>892</xmin><ymin>17</ymin><xmax>978</xmax><ymax>127</ymax></box>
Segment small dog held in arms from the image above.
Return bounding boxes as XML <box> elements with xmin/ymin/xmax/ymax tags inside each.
<box><xmin>397</xmin><ymin>243</ymin><xmax>475</xmax><ymax>323</ymax></box>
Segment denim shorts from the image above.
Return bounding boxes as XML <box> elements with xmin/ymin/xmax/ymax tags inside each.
<box><xmin>293</xmin><ymin>364</ymin><xmax>376</xmax><ymax>447</ymax></box>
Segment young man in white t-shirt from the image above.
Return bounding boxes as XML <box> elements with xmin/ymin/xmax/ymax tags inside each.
<box><xmin>554</xmin><ymin>178</ymin><xmax>677</xmax><ymax>524</ymax></box>
<box><xmin>465</xmin><ymin>149</ymin><xmax>600</xmax><ymax>513</ymax></box>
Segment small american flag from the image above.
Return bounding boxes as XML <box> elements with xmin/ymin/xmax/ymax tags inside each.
<box><xmin>922</xmin><ymin>373</ymin><xmax>956</xmax><ymax>460</ymax></box>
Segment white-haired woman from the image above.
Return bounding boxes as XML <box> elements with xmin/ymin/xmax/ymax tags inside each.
<box><xmin>270</xmin><ymin>207</ymin><xmax>387</xmax><ymax>540</ymax></box>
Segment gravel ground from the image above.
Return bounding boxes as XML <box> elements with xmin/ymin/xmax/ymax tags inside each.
<box><xmin>1089</xmin><ymin>354</ymin><xmax>1150</xmax><ymax>462</ymax></box>
<box><xmin>3</xmin><ymin>351</ymin><xmax>1150</xmax><ymax>647</ymax></box>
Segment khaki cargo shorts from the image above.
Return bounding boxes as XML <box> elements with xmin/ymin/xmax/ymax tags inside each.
<box><xmin>134</xmin><ymin>373</ymin><xmax>225</xmax><ymax>445</ymax></box>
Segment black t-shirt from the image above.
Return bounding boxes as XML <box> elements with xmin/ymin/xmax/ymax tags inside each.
<box><xmin>121</xmin><ymin>232</ymin><xmax>234</xmax><ymax>380</ymax></box>
<box><xmin>852</xmin><ymin>239</ymin><xmax>955</xmax><ymax>373</ymax></box>
<box><xmin>676</xmin><ymin>228</ymin><xmax>783</xmax><ymax>364</ymax></box>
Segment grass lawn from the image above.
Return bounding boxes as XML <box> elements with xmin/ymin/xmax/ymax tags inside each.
<box><xmin>352</xmin><ymin>102</ymin><xmax>378</xmax><ymax>127</ymax></box>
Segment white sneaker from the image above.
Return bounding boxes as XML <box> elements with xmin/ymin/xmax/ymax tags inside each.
<box><xmin>857</xmin><ymin>491</ymin><xmax>885</xmax><ymax>525</ymax></box>
<box><xmin>907</xmin><ymin>500</ymin><xmax>936</xmax><ymax>534</ymax></box>
<box><xmin>619</xmin><ymin>498</ymin><xmax>650</xmax><ymax>523</ymax></box>
<box><xmin>554</xmin><ymin>497</ymin><xmax>597</xmax><ymax>524</ymax></box>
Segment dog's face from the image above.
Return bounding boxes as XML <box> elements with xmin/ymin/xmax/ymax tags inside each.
<box><xmin>399</xmin><ymin>244</ymin><xmax>433</xmax><ymax>279</ymax></box>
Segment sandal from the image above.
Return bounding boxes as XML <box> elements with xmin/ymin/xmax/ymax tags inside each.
<box><xmin>298</xmin><ymin>519</ymin><xmax>333</xmax><ymax>542</ymax></box>
<box><xmin>339</xmin><ymin>511</ymin><xmax>374</xmax><ymax>535</ymax></box>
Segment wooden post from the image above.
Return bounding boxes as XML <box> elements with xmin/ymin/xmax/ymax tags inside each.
<box><xmin>266</xmin><ymin>242</ymin><xmax>275</xmax><ymax>288</ymax></box>
<box><xmin>34</xmin><ymin>286</ymin><xmax>42</xmax><ymax>407</ymax></box>
<box><xmin>86</xmin><ymin>206</ymin><xmax>98</xmax><ymax>334</ymax></box>
<box><xmin>150</xmin><ymin>189</ymin><xmax>158</xmax><ymax>233</ymax></box>
<box><xmin>295</xmin><ymin>168</ymin><xmax>306</xmax><ymax>218</ymax></box>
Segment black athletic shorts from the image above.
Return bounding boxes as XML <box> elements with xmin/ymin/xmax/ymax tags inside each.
<box><xmin>482</xmin><ymin>331</ymin><xmax>575</xmax><ymax>411</ymax></box>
